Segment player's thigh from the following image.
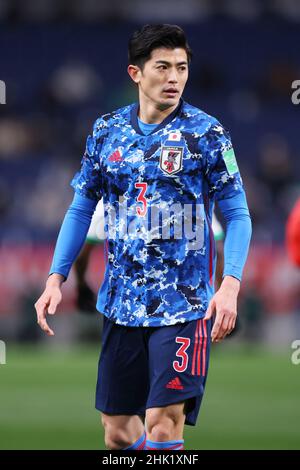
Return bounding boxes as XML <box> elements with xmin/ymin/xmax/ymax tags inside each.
<box><xmin>96</xmin><ymin>317</ymin><xmax>149</xmax><ymax>415</ymax></box>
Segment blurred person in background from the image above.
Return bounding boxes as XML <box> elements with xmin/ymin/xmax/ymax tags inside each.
<box><xmin>34</xmin><ymin>24</ymin><xmax>252</xmax><ymax>451</ymax></box>
<box><xmin>286</xmin><ymin>197</ymin><xmax>300</xmax><ymax>267</ymax></box>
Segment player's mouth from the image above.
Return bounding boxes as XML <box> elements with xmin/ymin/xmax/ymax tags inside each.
<box><xmin>163</xmin><ymin>88</ymin><xmax>179</xmax><ymax>97</ymax></box>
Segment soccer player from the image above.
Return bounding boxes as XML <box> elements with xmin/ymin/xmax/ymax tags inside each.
<box><xmin>35</xmin><ymin>24</ymin><xmax>252</xmax><ymax>451</ymax></box>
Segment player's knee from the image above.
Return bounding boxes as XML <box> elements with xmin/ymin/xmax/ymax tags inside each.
<box><xmin>147</xmin><ymin>412</ymin><xmax>177</xmax><ymax>442</ymax></box>
<box><xmin>149</xmin><ymin>423</ymin><xmax>173</xmax><ymax>442</ymax></box>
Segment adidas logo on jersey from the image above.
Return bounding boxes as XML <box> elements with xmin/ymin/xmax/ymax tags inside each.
<box><xmin>166</xmin><ymin>377</ymin><xmax>184</xmax><ymax>390</ymax></box>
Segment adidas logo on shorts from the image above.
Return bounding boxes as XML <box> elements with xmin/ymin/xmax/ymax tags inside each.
<box><xmin>166</xmin><ymin>377</ymin><xmax>184</xmax><ymax>390</ymax></box>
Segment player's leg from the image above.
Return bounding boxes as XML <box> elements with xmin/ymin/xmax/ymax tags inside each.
<box><xmin>145</xmin><ymin>318</ymin><xmax>212</xmax><ymax>450</ymax></box>
<box><xmin>101</xmin><ymin>413</ymin><xmax>146</xmax><ymax>450</ymax></box>
<box><xmin>95</xmin><ymin>317</ymin><xmax>149</xmax><ymax>450</ymax></box>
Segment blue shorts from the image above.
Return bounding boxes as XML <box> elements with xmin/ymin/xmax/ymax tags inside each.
<box><xmin>95</xmin><ymin>316</ymin><xmax>212</xmax><ymax>426</ymax></box>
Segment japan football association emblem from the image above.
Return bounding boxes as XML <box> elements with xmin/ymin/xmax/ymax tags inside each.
<box><xmin>160</xmin><ymin>146</ymin><xmax>183</xmax><ymax>175</ymax></box>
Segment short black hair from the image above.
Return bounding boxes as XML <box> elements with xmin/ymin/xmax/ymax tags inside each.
<box><xmin>128</xmin><ymin>24</ymin><xmax>192</xmax><ymax>69</ymax></box>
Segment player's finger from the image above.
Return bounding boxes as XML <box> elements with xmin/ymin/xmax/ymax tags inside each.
<box><xmin>218</xmin><ymin>315</ymin><xmax>231</xmax><ymax>340</ymax></box>
<box><xmin>228</xmin><ymin>315</ymin><xmax>236</xmax><ymax>333</ymax></box>
<box><xmin>37</xmin><ymin>317</ymin><xmax>54</xmax><ymax>336</ymax></box>
<box><xmin>48</xmin><ymin>298</ymin><xmax>59</xmax><ymax>315</ymax></box>
<box><xmin>214</xmin><ymin>325</ymin><xmax>226</xmax><ymax>342</ymax></box>
<box><xmin>34</xmin><ymin>298</ymin><xmax>48</xmax><ymax>321</ymax></box>
<box><xmin>228</xmin><ymin>316</ymin><xmax>236</xmax><ymax>333</ymax></box>
<box><xmin>35</xmin><ymin>299</ymin><xmax>55</xmax><ymax>336</ymax></box>
<box><xmin>211</xmin><ymin>313</ymin><xmax>224</xmax><ymax>342</ymax></box>
<box><xmin>204</xmin><ymin>298</ymin><xmax>215</xmax><ymax>320</ymax></box>
<box><xmin>36</xmin><ymin>308</ymin><xmax>54</xmax><ymax>336</ymax></box>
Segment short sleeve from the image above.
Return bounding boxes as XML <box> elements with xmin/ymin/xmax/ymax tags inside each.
<box><xmin>201</xmin><ymin>119</ymin><xmax>244</xmax><ymax>201</ymax></box>
<box><xmin>71</xmin><ymin>118</ymin><xmax>106</xmax><ymax>201</ymax></box>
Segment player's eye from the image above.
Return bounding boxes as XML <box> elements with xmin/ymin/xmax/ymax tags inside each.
<box><xmin>178</xmin><ymin>66</ymin><xmax>187</xmax><ymax>72</ymax></box>
<box><xmin>157</xmin><ymin>65</ymin><xmax>167</xmax><ymax>70</ymax></box>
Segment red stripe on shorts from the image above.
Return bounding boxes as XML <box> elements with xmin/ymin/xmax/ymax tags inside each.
<box><xmin>202</xmin><ymin>320</ymin><xmax>208</xmax><ymax>376</ymax></box>
<box><xmin>192</xmin><ymin>319</ymin><xmax>199</xmax><ymax>375</ymax></box>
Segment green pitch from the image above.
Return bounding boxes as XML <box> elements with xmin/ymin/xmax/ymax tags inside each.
<box><xmin>0</xmin><ymin>343</ymin><xmax>299</xmax><ymax>450</ymax></box>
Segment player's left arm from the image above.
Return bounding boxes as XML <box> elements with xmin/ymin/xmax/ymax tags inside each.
<box><xmin>205</xmin><ymin>192</ymin><xmax>251</xmax><ymax>341</ymax></box>
<box><xmin>202</xmin><ymin>121</ymin><xmax>252</xmax><ymax>342</ymax></box>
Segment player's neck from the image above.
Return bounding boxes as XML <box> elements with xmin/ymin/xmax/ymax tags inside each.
<box><xmin>138</xmin><ymin>95</ymin><xmax>179</xmax><ymax>124</ymax></box>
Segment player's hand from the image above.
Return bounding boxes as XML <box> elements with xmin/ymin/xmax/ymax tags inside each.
<box><xmin>34</xmin><ymin>274</ymin><xmax>64</xmax><ymax>336</ymax></box>
<box><xmin>204</xmin><ymin>276</ymin><xmax>240</xmax><ymax>343</ymax></box>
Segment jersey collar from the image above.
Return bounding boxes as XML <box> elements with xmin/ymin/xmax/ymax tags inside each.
<box><xmin>130</xmin><ymin>98</ymin><xmax>183</xmax><ymax>136</ymax></box>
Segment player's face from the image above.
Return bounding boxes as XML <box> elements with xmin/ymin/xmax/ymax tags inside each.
<box><xmin>134</xmin><ymin>47</ymin><xmax>189</xmax><ymax>109</ymax></box>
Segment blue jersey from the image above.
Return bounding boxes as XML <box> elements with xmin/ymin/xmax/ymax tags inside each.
<box><xmin>71</xmin><ymin>99</ymin><xmax>244</xmax><ymax>327</ymax></box>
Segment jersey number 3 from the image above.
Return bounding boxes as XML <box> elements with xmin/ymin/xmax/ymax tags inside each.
<box><xmin>173</xmin><ymin>337</ymin><xmax>191</xmax><ymax>373</ymax></box>
<box><xmin>135</xmin><ymin>182</ymin><xmax>147</xmax><ymax>217</ymax></box>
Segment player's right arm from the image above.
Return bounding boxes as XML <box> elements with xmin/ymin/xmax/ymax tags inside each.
<box><xmin>34</xmin><ymin>117</ymin><xmax>106</xmax><ymax>335</ymax></box>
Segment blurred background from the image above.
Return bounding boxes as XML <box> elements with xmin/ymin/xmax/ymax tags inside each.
<box><xmin>0</xmin><ymin>0</ymin><xmax>300</xmax><ymax>450</ymax></box>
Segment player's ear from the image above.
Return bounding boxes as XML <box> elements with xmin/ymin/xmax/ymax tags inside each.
<box><xmin>127</xmin><ymin>64</ymin><xmax>141</xmax><ymax>84</ymax></box>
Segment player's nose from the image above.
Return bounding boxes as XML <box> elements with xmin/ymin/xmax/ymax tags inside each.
<box><xmin>167</xmin><ymin>68</ymin><xmax>179</xmax><ymax>84</ymax></box>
